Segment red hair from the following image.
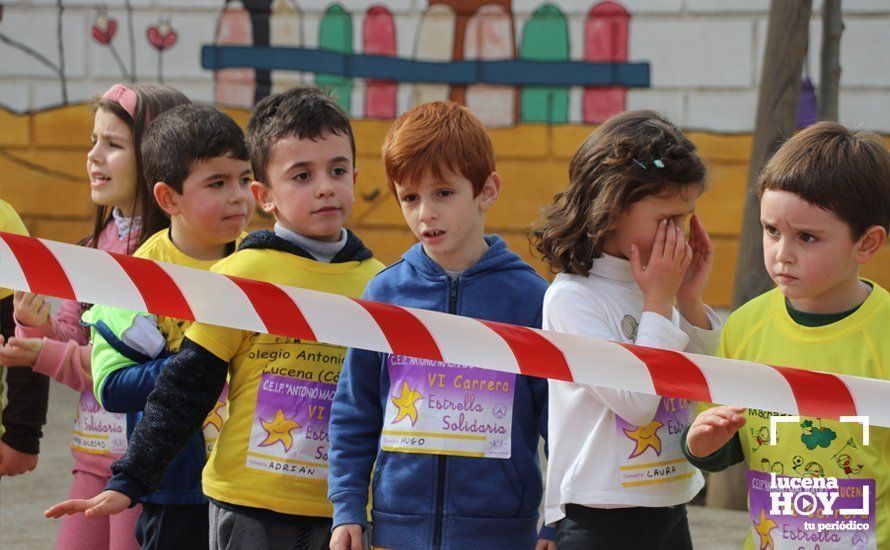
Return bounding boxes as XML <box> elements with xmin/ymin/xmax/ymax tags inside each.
<box><xmin>382</xmin><ymin>102</ymin><xmax>494</xmax><ymax>196</ymax></box>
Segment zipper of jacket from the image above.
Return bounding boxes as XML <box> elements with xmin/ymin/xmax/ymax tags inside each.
<box><xmin>433</xmin><ymin>277</ymin><xmax>459</xmax><ymax>549</ymax></box>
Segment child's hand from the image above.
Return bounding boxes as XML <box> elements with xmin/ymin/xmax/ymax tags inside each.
<box><xmin>686</xmin><ymin>406</ymin><xmax>747</xmax><ymax>458</ymax></box>
<box><xmin>677</xmin><ymin>214</ymin><xmax>714</xmax><ymax>303</ymax></box>
<box><xmin>13</xmin><ymin>291</ymin><xmax>51</xmax><ymax>327</ymax></box>
<box><xmin>330</xmin><ymin>524</ymin><xmax>364</xmax><ymax>550</ymax></box>
<box><xmin>630</xmin><ymin>219</ymin><xmax>692</xmax><ymax>320</ymax></box>
<box><xmin>535</xmin><ymin>539</ymin><xmax>557</xmax><ymax>550</ymax></box>
<box><xmin>0</xmin><ymin>441</ymin><xmax>38</xmax><ymax>476</ymax></box>
<box><xmin>44</xmin><ymin>490</ymin><xmax>132</xmax><ymax>519</ymax></box>
<box><xmin>0</xmin><ymin>337</ymin><xmax>43</xmax><ymax>367</ymax></box>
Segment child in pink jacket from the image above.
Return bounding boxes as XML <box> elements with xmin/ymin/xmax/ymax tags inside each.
<box><xmin>2</xmin><ymin>83</ymin><xmax>189</xmax><ymax>550</ymax></box>
<box><xmin>14</xmin><ymin>222</ymin><xmax>142</xmax><ymax>550</ymax></box>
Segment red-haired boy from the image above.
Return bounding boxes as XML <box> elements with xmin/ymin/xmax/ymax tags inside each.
<box><xmin>328</xmin><ymin>102</ymin><xmax>554</xmax><ymax>550</ymax></box>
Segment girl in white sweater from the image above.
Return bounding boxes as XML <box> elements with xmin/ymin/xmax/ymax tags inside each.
<box><xmin>532</xmin><ymin>110</ymin><xmax>722</xmax><ymax>549</ymax></box>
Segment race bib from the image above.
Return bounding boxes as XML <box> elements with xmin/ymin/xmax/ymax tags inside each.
<box><xmin>381</xmin><ymin>355</ymin><xmax>515</xmax><ymax>459</ymax></box>
<box><xmin>748</xmin><ymin>471</ymin><xmax>876</xmax><ymax>549</ymax></box>
<box><xmin>615</xmin><ymin>397</ymin><xmax>696</xmax><ymax>488</ymax></box>
<box><xmin>71</xmin><ymin>391</ymin><xmax>127</xmax><ymax>456</ymax></box>
<box><xmin>245</xmin><ymin>373</ymin><xmax>334</xmax><ymax>481</ymax></box>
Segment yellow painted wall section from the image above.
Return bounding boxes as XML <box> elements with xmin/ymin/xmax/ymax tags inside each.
<box><xmin>2</xmin><ymin>105</ymin><xmax>889</xmax><ymax>307</ymax></box>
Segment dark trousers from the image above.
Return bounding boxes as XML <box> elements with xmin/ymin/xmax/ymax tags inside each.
<box><xmin>135</xmin><ymin>502</ymin><xmax>210</xmax><ymax>550</ymax></box>
<box><xmin>208</xmin><ymin>501</ymin><xmax>335</xmax><ymax>550</ymax></box>
<box><xmin>556</xmin><ymin>503</ymin><xmax>693</xmax><ymax>550</ymax></box>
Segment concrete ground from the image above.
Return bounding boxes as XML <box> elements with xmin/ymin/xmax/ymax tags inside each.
<box><xmin>0</xmin><ymin>383</ymin><xmax>749</xmax><ymax>549</ymax></box>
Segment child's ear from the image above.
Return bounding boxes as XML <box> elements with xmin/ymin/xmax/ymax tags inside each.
<box><xmin>349</xmin><ymin>169</ymin><xmax>359</xmax><ymax>207</ymax></box>
<box><xmin>153</xmin><ymin>182</ymin><xmax>180</xmax><ymax>216</ymax></box>
<box><xmin>479</xmin><ymin>172</ymin><xmax>500</xmax><ymax>212</ymax></box>
<box><xmin>250</xmin><ymin>181</ymin><xmax>277</xmax><ymax>215</ymax></box>
<box><xmin>855</xmin><ymin>225</ymin><xmax>888</xmax><ymax>263</ymax></box>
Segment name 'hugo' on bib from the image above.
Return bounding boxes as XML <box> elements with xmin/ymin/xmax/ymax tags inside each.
<box><xmin>382</xmin><ymin>354</ymin><xmax>516</xmax><ymax>459</ymax></box>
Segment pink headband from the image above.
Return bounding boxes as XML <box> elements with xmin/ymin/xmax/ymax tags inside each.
<box><xmin>101</xmin><ymin>84</ymin><xmax>139</xmax><ymax>121</ymax></box>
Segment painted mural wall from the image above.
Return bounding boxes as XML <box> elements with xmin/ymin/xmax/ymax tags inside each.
<box><xmin>2</xmin><ymin>0</ymin><xmax>890</xmax><ymax>306</ymax></box>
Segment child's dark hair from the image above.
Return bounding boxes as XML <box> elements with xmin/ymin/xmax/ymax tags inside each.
<box><xmin>89</xmin><ymin>84</ymin><xmax>190</xmax><ymax>251</ymax></box>
<box><xmin>758</xmin><ymin>121</ymin><xmax>890</xmax><ymax>238</ymax></box>
<box><xmin>141</xmin><ymin>104</ymin><xmax>249</xmax><ymax>195</ymax></box>
<box><xmin>246</xmin><ymin>87</ymin><xmax>355</xmax><ymax>184</ymax></box>
<box><xmin>532</xmin><ymin>110</ymin><xmax>706</xmax><ymax>275</ymax></box>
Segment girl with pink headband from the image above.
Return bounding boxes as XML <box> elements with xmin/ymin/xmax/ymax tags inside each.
<box><xmin>2</xmin><ymin>83</ymin><xmax>189</xmax><ymax>550</ymax></box>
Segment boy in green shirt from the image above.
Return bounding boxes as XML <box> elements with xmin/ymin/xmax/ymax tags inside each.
<box><xmin>684</xmin><ymin>122</ymin><xmax>890</xmax><ymax>549</ymax></box>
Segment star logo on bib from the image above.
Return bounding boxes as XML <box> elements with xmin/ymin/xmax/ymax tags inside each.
<box><xmin>753</xmin><ymin>509</ymin><xmax>777</xmax><ymax>550</ymax></box>
<box><xmin>623</xmin><ymin>420</ymin><xmax>663</xmax><ymax>458</ymax></box>
<box><xmin>259</xmin><ymin>409</ymin><xmax>300</xmax><ymax>452</ymax></box>
<box><xmin>391</xmin><ymin>382</ymin><xmax>423</xmax><ymax>426</ymax></box>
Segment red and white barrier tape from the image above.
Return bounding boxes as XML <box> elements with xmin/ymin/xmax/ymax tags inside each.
<box><xmin>2</xmin><ymin>231</ymin><xmax>888</xmax><ymax>426</ymax></box>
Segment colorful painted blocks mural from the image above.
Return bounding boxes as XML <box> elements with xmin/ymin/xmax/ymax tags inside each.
<box><xmin>202</xmin><ymin>0</ymin><xmax>649</xmax><ymax>124</ymax></box>
<box><xmin>2</xmin><ymin>1</ymin><xmax>890</xmax><ymax>306</ymax></box>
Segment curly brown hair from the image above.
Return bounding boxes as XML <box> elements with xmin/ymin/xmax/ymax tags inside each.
<box><xmin>531</xmin><ymin>110</ymin><xmax>706</xmax><ymax>275</ymax></box>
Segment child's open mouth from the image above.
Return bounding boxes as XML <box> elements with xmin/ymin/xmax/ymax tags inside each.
<box><xmin>90</xmin><ymin>174</ymin><xmax>111</xmax><ymax>187</ymax></box>
<box><xmin>422</xmin><ymin>229</ymin><xmax>446</xmax><ymax>242</ymax></box>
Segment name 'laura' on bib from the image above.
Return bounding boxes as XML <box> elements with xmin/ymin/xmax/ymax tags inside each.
<box><xmin>381</xmin><ymin>354</ymin><xmax>516</xmax><ymax>459</ymax></box>
<box><xmin>615</xmin><ymin>397</ymin><xmax>697</xmax><ymax>489</ymax></box>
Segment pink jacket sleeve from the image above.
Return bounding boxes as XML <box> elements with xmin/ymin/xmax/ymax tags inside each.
<box><xmin>15</xmin><ymin>299</ymin><xmax>88</xmax><ymax>345</ymax></box>
<box><xmin>30</xmin><ymin>338</ymin><xmax>92</xmax><ymax>393</ymax></box>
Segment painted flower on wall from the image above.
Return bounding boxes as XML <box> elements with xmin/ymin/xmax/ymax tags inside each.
<box><xmin>147</xmin><ymin>18</ymin><xmax>178</xmax><ymax>83</ymax></box>
<box><xmin>147</xmin><ymin>20</ymin><xmax>177</xmax><ymax>52</ymax></box>
<box><xmin>92</xmin><ymin>13</ymin><xmax>118</xmax><ymax>45</ymax></box>
<box><xmin>92</xmin><ymin>9</ymin><xmax>133</xmax><ymax>81</ymax></box>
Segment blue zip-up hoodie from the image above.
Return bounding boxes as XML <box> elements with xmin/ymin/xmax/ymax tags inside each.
<box><xmin>328</xmin><ymin>235</ymin><xmax>551</xmax><ymax>550</ymax></box>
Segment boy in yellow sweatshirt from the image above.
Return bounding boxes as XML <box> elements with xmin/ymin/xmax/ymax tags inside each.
<box><xmin>684</xmin><ymin>122</ymin><xmax>890</xmax><ymax>550</ymax></box>
<box><xmin>47</xmin><ymin>88</ymin><xmax>384</xmax><ymax>550</ymax></box>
